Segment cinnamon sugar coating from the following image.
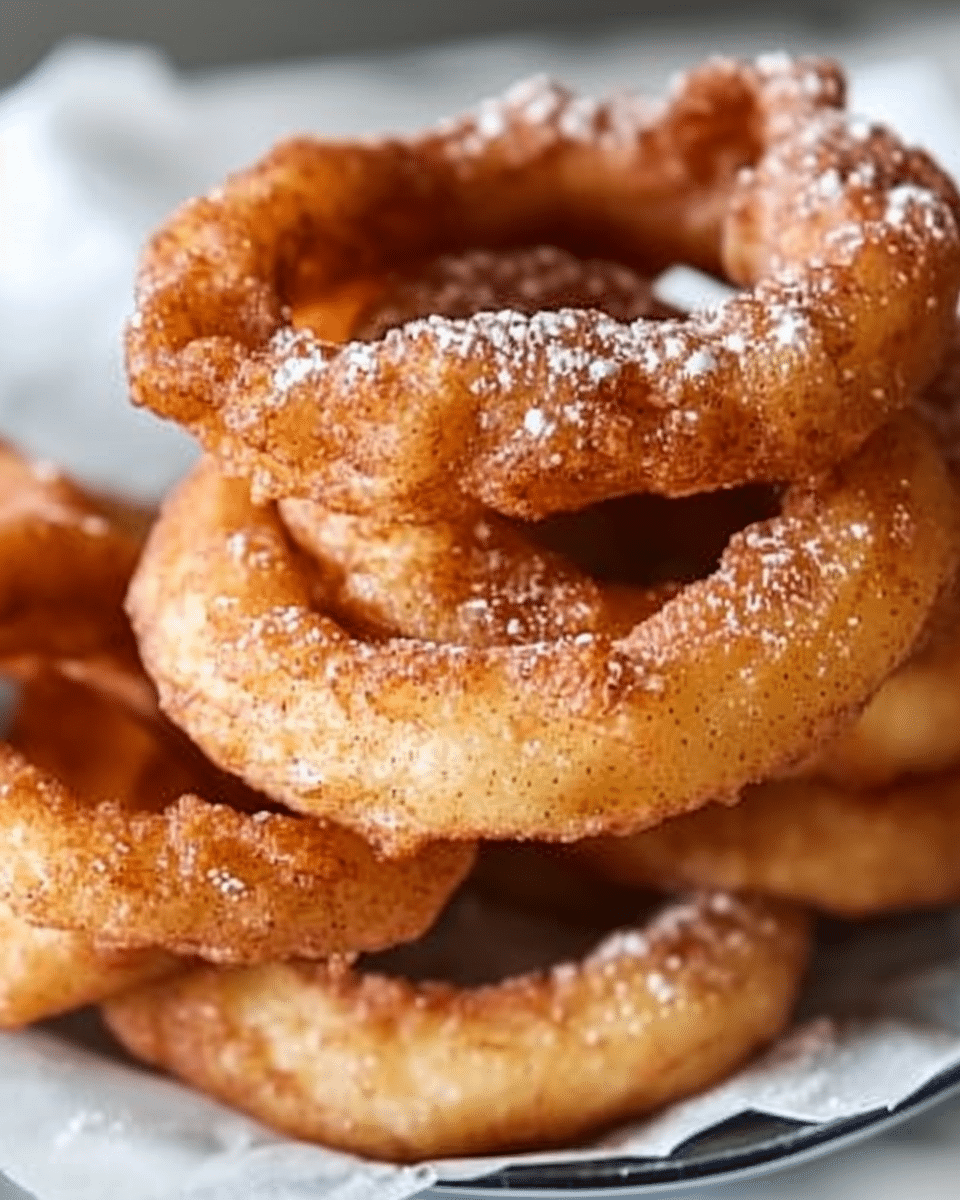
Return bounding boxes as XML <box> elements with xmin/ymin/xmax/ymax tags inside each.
<box><xmin>103</xmin><ymin>891</ymin><xmax>809</xmax><ymax>1161</ymax></box>
<box><xmin>578</xmin><ymin>762</ymin><xmax>960</xmax><ymax>916</ymax></box>
<box><xmin>126</xmin><ymin>57</ymin><xmax>960</xmax><ymax>520</ymax></box>
<box><xmin>0</xmin><ymin>442</ymin><xmax>141</xmax><ymax>665</ymax></box>
<box><xmin>0</xmin><ymin>676</ymin><xmax>474</xmax><ymax>963</ymax></box>
<box><xmin>128</xmin><ymin>416</ymin><xmax>958</xmax><ymax>854</ymax></box>
<box><xmin>796</xmin><ymin>579</ymin><xmax>960</xmax><ymax>787</ymax></box>
<box><xmin>0</xmin><ymin>900</ymin><xmax>178</xmax><ymax>1029</ymax></box>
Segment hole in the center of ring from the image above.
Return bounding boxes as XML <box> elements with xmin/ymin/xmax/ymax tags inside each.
<box><xmin>523</xmin><ymin>484</ymin><xmax>783</xmax><ymax>589</ymax></box>
<box><xmin>288</xmin><ymin>242</ymin><xmax>779</xmax><ymax>595</ymax></box>
<box><xmin>359</xmin><ymin>845</ymin><xmax>658</xmax><ymax>988</ymax></box>
<box><xmin>287</xmin><ymin>242</ymin><xmax>736</xmax><ymax>343</ymax></box>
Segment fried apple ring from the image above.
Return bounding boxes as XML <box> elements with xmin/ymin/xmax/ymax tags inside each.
<box><xmin>283</xmin><ymin>495</ymin><xmax>960</xmax><ymax>788</ymax></box>
<box><xmin>576</xmin><ymin>765</ymin><xmax>960</xmax><ymax>917</ymax></box>
<box><xmin>127</xmin><ymin>56</ymin><xmax>960</xmax><ymax>520</ymax></box>
<box><xmin>278</xmin><ymin>244</ymin><xmax>724</xmax><ymax>645</ymax></box>
<box><xmin>128</xmin><ymin>414</ymin><xmax>958</xmax><ymax>854</ymax></box>
<box><xmin>0</xmin><ymin>674</ymin><xmax>178</xmax><ymax>1026</ymax></box>
<box><xmin>103</xmin><ymin>891</ymin><xmax>809</xmax><ymax>1161</ymax></box>
<box><xmin>0</xmin><ymin>675</ymin><xmax>474</xmax><ymax>963</ymax></box>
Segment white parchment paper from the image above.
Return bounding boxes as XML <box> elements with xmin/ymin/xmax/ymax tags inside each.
<box><xmin>2</xmin><ymin>34</ymin><xmax>960</xmax><ymax>1200</ymax></box>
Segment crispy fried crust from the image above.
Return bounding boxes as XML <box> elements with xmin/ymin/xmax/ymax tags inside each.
<box><xmin>577</xmin><ymin>767</ymin><xmax>960</xmax><ymax>916</ymax></box>
<box><xmin>128</xmin><ymin>416</ymin><xmax>959</xmax><ymax>854</ymax></box>
<box><xmin>103</xmin><ymin>892</ymin><xmax>810</xmax><ymax>1161</ymax></box>
<box><xmin>126</xmin><ymin>57</ymin><xmax>960</xmax><ymax>520</ymax></box>
<box><xmin>0</xmin><ymin>676</ymin><xmax>474</xmax><ymax>963</ymax></box>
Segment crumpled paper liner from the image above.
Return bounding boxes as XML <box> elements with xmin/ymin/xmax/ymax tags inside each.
<box><xmin>2</xmin><ymin>909</ymin><xmax>960</xmax><ymax>1200</ymax></box>
<box><xmin>1</xmin><ymin>35</ymin><xmax>960</xmax><ymax>1200</ymax></box>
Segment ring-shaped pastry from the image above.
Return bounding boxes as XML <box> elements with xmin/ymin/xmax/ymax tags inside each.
<box><xmin>103</xmin><ymin>891</ymin><xmax>810</xmax><ymax>1160</ymax></box>
<box><xmin>127</xmin><ymin>56</ymin><xmax>960</xmax><ymax>520</ymax></box>
<box><xmin>128</xmin><ymin>415</ymin><xmax>958</xmax><ymax>854</ymax></box>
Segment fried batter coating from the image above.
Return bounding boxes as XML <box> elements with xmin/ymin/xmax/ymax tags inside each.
<box><xmin>0</xmin><ymin>676</ymin><xmax>474</xmax><ymax>963</ymax></box>
<box><xmin>103</xmin><ymin>891</ymin><xmax>809</xmax><ymax>1161</ymax></box>
<box><xmin>0</xmin><ymin>902</ymin><xmax>177</xmax><ymax>1028</ymax></box>
<box><xmin>799</xmin><ymin>584</ymin><xmax>960</xmax><ymax>787</ymax></box>
<box><xmin>0</xmin><ymin>443</ymin><xmax>141</xmax><ymax>664</ymax></box>
<box><xmin>127</xmin><ymin>58</ymin><xmax>960</xmax><ymax>520</ymax></box>
<box><xmin>577</xmin><ymin>765</ymin><xmax>960</xmax><ymax>916</ymax></box>
<box><xmin>128</xmin><ymin>417</ymin><xmax>958</xmax><ymax>854</ymax></box>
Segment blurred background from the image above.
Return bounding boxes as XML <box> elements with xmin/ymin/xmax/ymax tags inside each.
<box><xmin>0</xmin><ymin>0</ymin><xmax>959</xmax><ymax>88</ymax></box>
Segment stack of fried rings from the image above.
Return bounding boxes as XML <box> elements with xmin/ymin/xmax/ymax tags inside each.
<box><xmin>0</xmin><ymin>445</ymin><xmax>475</xmax><ymax>1023</ymax></box>
<box><xmin>7</xmin><ymin>54</ymin><xmax>960</xmax><ymax>1161</ymax></box>
<box><xmin>126</xmin><ymin>55</ymin><xmax>960</xmax><ymax>855</ymax></box>
<box><xmin>0</xmin><ymin>452</ymin><xmax>810</xmax><ymax>1160</ymax></box>
<box><xmin>0</xmin><ymin>305</ymin><xmax>808</xmax><ymax>1161</ymax></box>
<box><xmin>111</xmin><ymin>55</ymin><xmax>960</xmax><ymax>1158</ymax></box>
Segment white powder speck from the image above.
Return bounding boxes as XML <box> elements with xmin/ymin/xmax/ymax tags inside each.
<box><xmin>206</xmin><ymin>867</ymin><xmax>247</xmax><ymax>897</ymax></box>
<box><xmin>523</xmin><ymin>407</ymin><xmax>547</xmax><ymax>436</ymax></box>
<box><xmin>772</xmin><ymin>311</ymin><xmax>807</xmax><ymax>347</ymax></box>
<box><xmin>289</xmin><ymin>758</ymin><xmax>324</xmax><ymax>787</ymax></box>
<box><xmin>684</xmin><ymin>349</ymin><xmax>716</xmax><ymax>378</ymax></box>
<box><xmin>646</xmin><ymin>971</ymin><xmax>676</xmax><ymax>1005</ymax></box>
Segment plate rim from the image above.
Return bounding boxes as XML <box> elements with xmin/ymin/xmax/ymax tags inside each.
<box><xmin>429</xmin><ymin>1059</ymin><xmax>960</xmax><ymax>1196</ymax></box>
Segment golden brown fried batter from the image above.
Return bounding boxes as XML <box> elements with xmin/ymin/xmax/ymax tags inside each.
<box><xmin>127</xmin><ymin>59</ymin><xmax>960</xmax><ymax>520</ymax></box>
<box><xmin>0</xmin><ymin>676</ymin><xmax>474</xmax><ymax>963</ymax></box>
<box><xmin>104</xmin><ymin>891</ymin><xmax>809</xmax><ymax>1161</ymax></box>
<box><xmin>0</xmin><ymin>443</ymin><xmax>141</xmax><ymax>664</ymax></box>
<box><xmin>577</xmin><ymin>766</ymin><xmax>960</xmax><ymax>916</ymax></box>
<box><xmin>128</xmin><ymin>417</ymin><xmax>958</xmax><ymax>854</ymax></box>
<box><xmin>0</xmin><ymin>902</ymin><xmax>177</xmax><ymax>1029</ymax></box>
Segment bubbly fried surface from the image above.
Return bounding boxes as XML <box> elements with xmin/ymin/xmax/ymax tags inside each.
<box><xmin>578</xmin><ymin>765</ymin><xmax>960</xmax><ymax>916</ymax></box>
<box><xmin>0</xmin><ymin>676</ymin><xmax>474</xmax><ymax>963</ymax></box>
<box><xmin>103</xmin><ymin>891</ymin><xmax>809</xmax><ymax>1161</ymax></box>
<box><xmin>126</xmin><ymin>58</ymin><xmax>960</xmax><ymax>520</ymax></box>
<box><xmin>128</xmin><ymin>416</ymin><xmax>958</xmax><ymax>854</ymax></box>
